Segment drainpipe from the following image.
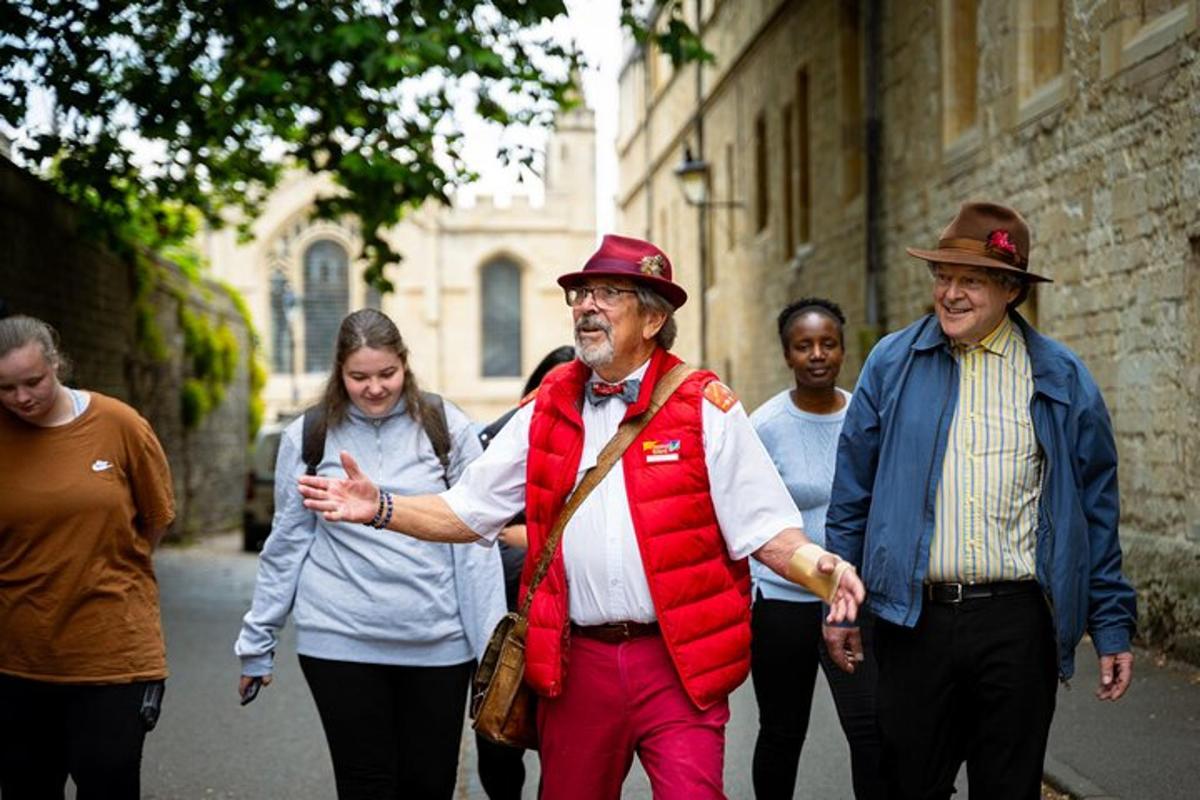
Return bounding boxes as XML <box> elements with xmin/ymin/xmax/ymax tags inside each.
<box><xmin>694</xmin><ymin>0</ymin><xmax>708</xmax><ymax>369</ymax></box>
<box><xmin>864</xmin><ymin>0</ymin><xmax>885</xmax><ymax>345</ymax></box>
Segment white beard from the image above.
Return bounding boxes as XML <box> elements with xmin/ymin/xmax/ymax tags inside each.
<box><xmin>575</xmin><ymin>315</ymin><xmax>615</xmax><ymax>368</ymax></box>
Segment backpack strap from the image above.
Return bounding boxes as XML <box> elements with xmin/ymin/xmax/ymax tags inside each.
<box><xmin>302</xmin><ymin>395</ymin><xmax>452</xmax><ymax>487</ymax></box>
<box><xmin>418</xmin><ymin>391</ymin><xmax>452</xmax><ymax>489</ymax></box>
<box><xmin>300</xmin><ymin>405</ymin><xmax>327</xmax><ymax>477</ymax></box>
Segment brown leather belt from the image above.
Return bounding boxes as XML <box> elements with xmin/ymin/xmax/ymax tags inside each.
<box><xmin>571</xmin><ymin>621</ymin><xmax>660</xmax><ymax>643</ymax></box>
<box><xmin>925</xmin><ymin>580</ymin><xmax>1041</xmax><ymax>604</ymax></box>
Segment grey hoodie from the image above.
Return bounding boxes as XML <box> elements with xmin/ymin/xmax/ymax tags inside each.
<box><xmin>235</xmin><ymin>397</ymin><xmax>505</xmax><ymax>675</ymax></box>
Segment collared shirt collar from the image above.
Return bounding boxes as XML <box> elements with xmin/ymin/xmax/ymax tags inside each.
<box><xmin>911</xmin><ymin>314</ymin><xmax>1014</xmax><ymax>357</ymax></box>
<box><xmin>967</xmin><ymin>315</ymin><xmax>1015</xmax><ymax>357</ymax></box>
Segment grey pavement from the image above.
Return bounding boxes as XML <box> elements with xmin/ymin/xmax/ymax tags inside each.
<box><xmin>134</xmin><ymin>533</ymin><xmax>857</xmax><ymax>799</ymax></box>
<box><xmin>1044</xmin><ymin>641</ymin><xmax>1200</xmax><ymax>800</ymax></box>
<box><xmin>121</xmin><ymin>533</ymin><xmax>1200</xmax><ymax>799</ymax></box>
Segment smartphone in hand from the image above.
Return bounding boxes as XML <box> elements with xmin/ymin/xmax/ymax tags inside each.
<box><xmin>240</xmin><ymin>676</ymin><xmax>263</xmax><ymax>706</ymax></box>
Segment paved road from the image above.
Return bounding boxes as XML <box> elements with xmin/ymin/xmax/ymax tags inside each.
<box><xmin>130</xmin><ymin>533</ymin><xmax>858</xmax><ymax>799</ymax></box>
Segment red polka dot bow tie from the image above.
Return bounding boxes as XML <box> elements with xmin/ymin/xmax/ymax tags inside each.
<box><xmin>586</xmin><ymin>379</ymin><xmax>641</xmax><ymax>406</ymax></box>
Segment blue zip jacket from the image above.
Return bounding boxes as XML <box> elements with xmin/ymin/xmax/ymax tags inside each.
<box><xmin>826</xmin><ymin>312</ymin><xmax>1137</xmax><ymax>679</ymax></box>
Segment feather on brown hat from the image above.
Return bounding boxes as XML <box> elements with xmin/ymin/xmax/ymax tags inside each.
<box><xmin>906</xmin><ymin>201</ymin><xmax>1052</xmax><ymax>283</ymax></box>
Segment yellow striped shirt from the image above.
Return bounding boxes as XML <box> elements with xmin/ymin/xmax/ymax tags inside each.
<box><xmin>928</xmin><ymin>316</ymin><xmax>1043</xmax><ymax>583</ymax></box>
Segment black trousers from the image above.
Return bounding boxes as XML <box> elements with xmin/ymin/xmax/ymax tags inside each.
<box><xmin>874</xmin><ymin>590</ymin><xmax>1058</xmax><ymax>800</ymax></box>
<box><xmin>475</xmin><ymin>731</ymin><xmax>525</xmax><ymax>800</ymax></box>
<box><xmin>0</xmin><ymin>673</ymin><xmax>156</xmax><ymax>800</ymax></box>
<box><xmin>299</xmin><ymin>655</ymin><xmax>473</xmax><ymax>800</ymax></box>
<box><xmin>750</xmin><ymin>597</ymin><xmax>890</xmax><ymax>800</ymax></box>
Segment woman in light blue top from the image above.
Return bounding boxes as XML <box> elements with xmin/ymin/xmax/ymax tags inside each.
<box><xmin>234</xmin><ymin>309</ymin><xmax>504</xmax><ymax>800</ymax></box>
<box><xmin>748</xmin><ymin>298</ymin><xmax>888</xmax><ymax>800</ymax></box>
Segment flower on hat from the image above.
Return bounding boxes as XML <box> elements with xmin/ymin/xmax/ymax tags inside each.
<box><xmin>639</xmin><ymin>254</ymin><xmax>665</xmax><ymax>277</ymax></box>
<box><xmin>986</xmin><ymin>229</ymin><xmax>1016</xmax><ymax>258</ymax></box>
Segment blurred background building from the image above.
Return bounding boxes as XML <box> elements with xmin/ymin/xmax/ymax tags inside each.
<box><xmin>203</xmin><ymin>106</ymin><xmax>597</xmax><ymax>423</ymax></box>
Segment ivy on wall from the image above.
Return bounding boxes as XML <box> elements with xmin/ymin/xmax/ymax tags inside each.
<box><xmin>224</xmin><ymin>284</ymin><xmax>268</xmax><ymax>440</ymax></box>
<box><xmin>131</xmin><ymin>253</ymin><xmax>265</xmax><ymax>437</ymax></box>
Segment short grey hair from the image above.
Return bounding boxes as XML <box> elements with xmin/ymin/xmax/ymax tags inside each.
<box><xmin>634</xmin><ymin>286</ymin><xmax>677</xmax><ymax>351</ymax></box>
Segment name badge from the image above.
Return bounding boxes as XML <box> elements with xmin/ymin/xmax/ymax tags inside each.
<box><xmin>643</xmin><ymin>439</ymin><xmax>681</xmax><ymax>463</ymax></box>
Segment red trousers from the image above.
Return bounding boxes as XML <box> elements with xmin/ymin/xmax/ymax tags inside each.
<box><xmin>536</xmin><ymin>633</ymin><xmax>730</xmax><ymax>800</ymax></box>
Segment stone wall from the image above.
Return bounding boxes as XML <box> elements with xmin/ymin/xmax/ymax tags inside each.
<box><xmin>618</xmin><ymin>0</ymin><xmax>1200</xmax><ymax>660</ymax></box>
<box><xmin>0</xmin><ymin>157</ymin><xmax>251</xmax><ymax>539</ymax></box>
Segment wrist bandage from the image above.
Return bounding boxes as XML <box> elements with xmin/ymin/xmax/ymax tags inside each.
<box><xmin>785</xmin><ymin>543</ymin><xmax>855</xmax><ymax>604</ymax></box>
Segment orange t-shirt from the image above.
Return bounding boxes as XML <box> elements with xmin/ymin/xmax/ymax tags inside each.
<box><xmin>0</xmin><ymin>392</ymin><xmax>175</xmax><ymax>683</ymax></box>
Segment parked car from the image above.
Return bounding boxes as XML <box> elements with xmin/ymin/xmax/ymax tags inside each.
<box><xmin>243</xmin><ymin>420</ymin><xmax>287</xmax><ymax>552</ymax></box>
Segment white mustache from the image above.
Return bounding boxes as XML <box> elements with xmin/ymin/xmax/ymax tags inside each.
<box><xmin>575</xmin><ymin>314</ymin><xmax>612</xmax><ymax>335</ymax></box>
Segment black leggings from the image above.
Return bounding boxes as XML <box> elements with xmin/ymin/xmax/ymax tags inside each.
<box><xmin>749</xmin><ymin>597</ymin><xmax>889</xmax><ymax>800</ymax></box>
<box><xmin>298</xmin><ymin>655</ymin><xmax>473</xmax><ymax>800</ymax></box>
<box><xmin>0</xmin><ymin>673</ymin><xmax>156</xmax><ymax>800</ymax></box>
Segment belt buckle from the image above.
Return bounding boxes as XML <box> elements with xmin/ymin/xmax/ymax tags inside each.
<box><xmin>930</xmin><ymin>582</ymin><xmax>964</xmax><ymax>603</ymax></box>
<box><xmin>615</xmin><ymin>622</ymin><xmax>632</xmax><ymax>638</ymax></box>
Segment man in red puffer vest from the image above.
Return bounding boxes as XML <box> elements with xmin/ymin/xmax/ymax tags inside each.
<box><xmin>298</xmin><ymin>234</ymin><xmax>865</xmax><ymax>799</ymax></box>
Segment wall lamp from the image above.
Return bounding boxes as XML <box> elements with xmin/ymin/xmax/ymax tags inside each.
<box><xmin>673</xmin><ymin>147</ymin><xmax>744</xmax><ymax>208</ymax></box>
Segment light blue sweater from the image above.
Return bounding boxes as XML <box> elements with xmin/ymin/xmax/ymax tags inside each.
<box><xmin>235</xmin><ymin>398</ymin><xmax>505</xmax><ymax>675</ymax></box>
<box><xmin>749</xmin><ymin>387</ymin><xmax>852</xmax><ymax>603</ymax></box>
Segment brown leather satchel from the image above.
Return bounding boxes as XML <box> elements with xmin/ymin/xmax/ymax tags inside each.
<box><xmin>470</xmin><ymin>363</ymin><xmax>694</xmax><ymax>749</ymax></box>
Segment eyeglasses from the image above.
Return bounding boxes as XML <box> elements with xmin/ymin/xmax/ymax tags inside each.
<box><xmin>563</xmin><ymin>285</ymin><xmax>639</xmax><ymax>309</ymax></box>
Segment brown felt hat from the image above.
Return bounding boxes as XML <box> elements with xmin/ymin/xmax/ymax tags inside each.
<box><xmin>906</xmin><ymin>201</ymin><xmax>1052</xmax><ymax>283</ymax></box>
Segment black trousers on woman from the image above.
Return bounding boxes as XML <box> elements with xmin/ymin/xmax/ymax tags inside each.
<box><xmin>0</xmin><ymin>673</ymin><xmax>155</xmax><ymax>800</ymax></box>
<box><xmin>750</xmin><ymin>596</ymin><xmax>890</xmax><ymax>800</ymax></box>
<box><xmin>299</xmin><ymin>655</ymin><xmax>473</xmax><ymax>800</ymax></box>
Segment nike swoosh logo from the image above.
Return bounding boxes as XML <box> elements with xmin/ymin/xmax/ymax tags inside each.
<box><xmin>91</xmin><ymin>460</ymin><xmax>113</xmax><ymax>472</ymax></box>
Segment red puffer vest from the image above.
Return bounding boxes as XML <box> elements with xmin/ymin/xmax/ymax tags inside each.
<box><xmin>519</xmin><ymin>347</ymin><xmax>752</xmax><ymax>710</ymax></box>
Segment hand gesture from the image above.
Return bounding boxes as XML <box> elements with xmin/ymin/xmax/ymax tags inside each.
<box><xmin>818</xmin><ymin>554</ymin><xmax>866</xmax><ymax>624</ymax></box>
<box><xmin>297</xmin><ymin>451</ymin><xmax>379</xmax><ymax>524</ymax></box>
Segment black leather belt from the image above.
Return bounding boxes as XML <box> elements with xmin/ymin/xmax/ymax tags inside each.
<box><xmin>925</xmin><ymin>580</ymin><xmax>1040</xmax><ymax>604</ymax></box>
<box><xmin>571</xmin><ymin>621</ymin><xmax>660</xmax><ymax>643</ymax></box>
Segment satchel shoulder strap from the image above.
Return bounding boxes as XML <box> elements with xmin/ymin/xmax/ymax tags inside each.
<box><xmin>517</xmin><ymin>363</ymin><xmax>695</xmax><ymax>618</ymax></box>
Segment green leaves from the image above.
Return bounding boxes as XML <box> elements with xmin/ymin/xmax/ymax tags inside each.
<box><xmin>1</xmin><ymin>1</ymin><xmax>703</xmax><ymax>292</ymax></box>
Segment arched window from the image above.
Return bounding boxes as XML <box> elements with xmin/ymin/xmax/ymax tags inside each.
<box><xmin>303</xmin><ymin>240</ymin><xmax>349</xmax><ymax>372</ymax></box>
<box><xmin>481</xmin><ymin>258</ymin><xmax>522</xmax><ymax>377</ymax></box>
<box><xmin>269</xmin><ymin>270</ymin><xmax>294</xmax><ymax>374</ymax></box>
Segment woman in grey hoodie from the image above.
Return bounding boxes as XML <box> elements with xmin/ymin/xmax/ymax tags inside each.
<box><xmin>235</xmin><ymin>309</ymin><xmax>505</xmax><ymax>800</ymax></box>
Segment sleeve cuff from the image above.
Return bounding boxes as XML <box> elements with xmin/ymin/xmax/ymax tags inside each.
<box><xmin>728</xmin><ymin>514</ymin><xmax>805</xmax><ymax>561</ymax></box>
<box><xmin>1090</xmin><ymin>626</ymin><xmax>1133</xmax><ymax>657</ymax></box>
<box><xmin>239</xmin><ymin>653</ymin><xmax>275</xmax><ymax>677</ymax></box>
<box><xmin>440</xmin><ymin>486</ymin><xmax>502</xmax><ymax>543</ymax></box>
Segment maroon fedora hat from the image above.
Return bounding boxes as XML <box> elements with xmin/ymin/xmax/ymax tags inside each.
<box><xmin>906</xmin><ymin>201</ymin><xmax>1052</xmax><ymax>283</ymax></box>
<box><xmin>557</xmin><ymin>234</ymin><xmax>688</xmax><ymax>309</ymax></box>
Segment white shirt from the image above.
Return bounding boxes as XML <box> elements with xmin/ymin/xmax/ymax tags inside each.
<box><xmin>442</xmin><ymin>360</ymin><xmax>804</xmax><ymax>625</ymax></box>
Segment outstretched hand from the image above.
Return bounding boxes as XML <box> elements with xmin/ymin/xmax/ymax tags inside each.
<box><xmin>297</xmin><ymin>451</ymin><xmax>380</xmax><ymax>524</ymax></box>
<box><xmin>818</xmin><ymin>554</ymin><xmax>866</xmax><ymax>625</ymax></box>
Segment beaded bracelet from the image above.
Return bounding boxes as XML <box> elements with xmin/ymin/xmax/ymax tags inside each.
<box><xmin>370</xmin><ymin>490</ymin><xmax>394</xmax><ymax>530</ymax></box>
<box><xmin>368</xmin><ymin>489</ymin><xmax>387</xmax><ymax>528</ymax></box>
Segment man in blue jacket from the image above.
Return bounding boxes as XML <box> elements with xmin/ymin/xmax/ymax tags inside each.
<box><xmin>824</xmin><ymin>201</ymin><xmax>1137</xmax><ymax>800</ymax></box>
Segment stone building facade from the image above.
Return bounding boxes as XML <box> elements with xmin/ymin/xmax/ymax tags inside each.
<box><xmin>204</xmin><ymin>107</ymin><xmax>597</xmax><ymax>424</ymax></box>
<box><xmin>618</xmin><ymin>1</ymin><xmax>1200</xmax><ymax>658</ymax></box>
